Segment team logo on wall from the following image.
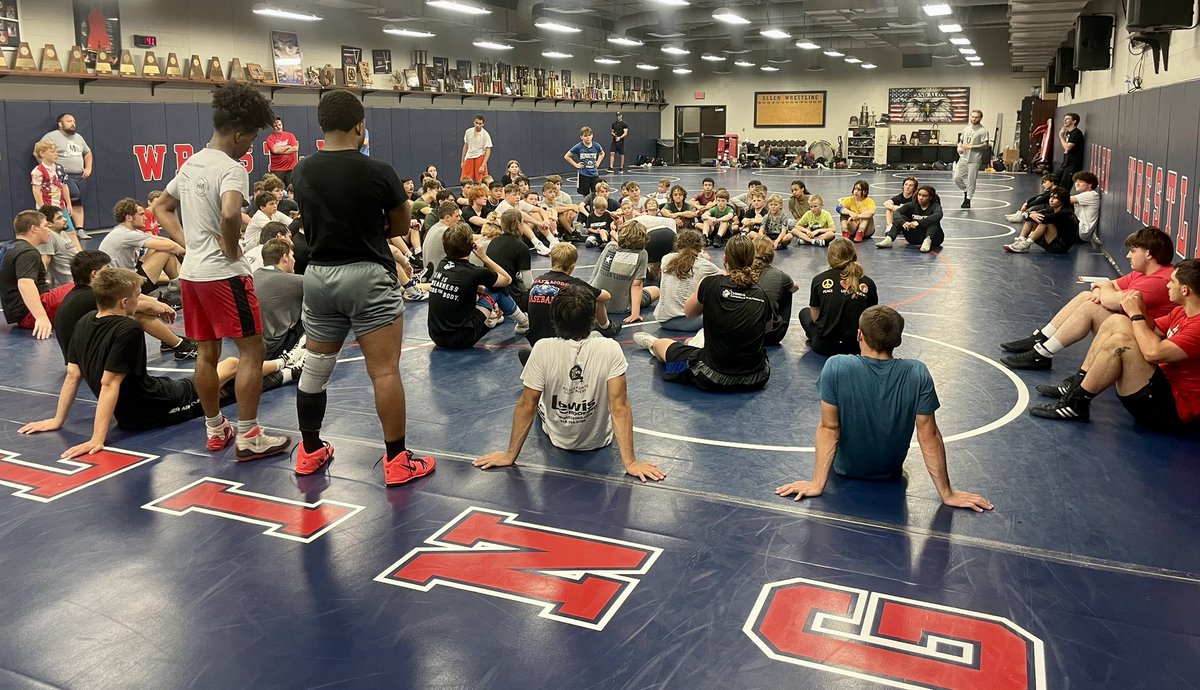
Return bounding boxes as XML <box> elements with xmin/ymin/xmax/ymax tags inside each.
<box><xmin>888</xmin><ymin>87</ymin><xmax>971</xmax><ymax>123</ymax></box>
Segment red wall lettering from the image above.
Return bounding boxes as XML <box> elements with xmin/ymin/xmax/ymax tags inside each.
<box><xmin>133</xmin><ymin>145</ymin><xmax>169</xmax><ymax>182</ymax></box>
<box><xmin>315</xmin><ymin>139</ymin><xmax>326</xmax><ymax>150</ymax></box>
<box><xmin>1142</xmin><ymin>161</ymin><xmax>1155</xmax><ymax>226</ymax></box>
<box><xmin>1181</xmin><ymin>175</ymin><xmax>1191</xmax><ymax>258</ymax></box>
<box><xmin>1103</xmin><ymin>148</ymin><xmax>1112</xmax><ymax>192</ymax></box>
<box><xmin>240</xmin><ymin>153</ymin><xmax>254</xmax><ymax>174</ymax></box>
<box><xmin>1152</xmin><ymin>166</ymin><xmax>1165</xmax><ymax>227</ymax></box>
<box><xmin>0</xmin><ymin>448</ymin><xmax>157</xmax><ymax>502</ymax></box>
<box><xmin>1127</xmin><ymin>157</ymin><xmax>1138</xmax><ymax>215</ymax></box>
<box><xmin>745</xmin><ymin>578</ymin><xmax>1047</xmax><ymax>690</ymax></box>
<box><xmin>143</xmin><ymin>477</ymin><xmax>363</xmax><ymax>543</ymax></box>
<box><xmin>174</xmin><ymin>144</ymin><xmax>194</xmax><ymax>171</ymax></box>
<box><xmin>1165</xmin><ymin>171</ymin><xmax>1179</xmax><ymax>234</ymax></box>
<box><xmin>376</xmin><ymin>507</ymin><xmax>662</xmax><ymax>630</ymax></box>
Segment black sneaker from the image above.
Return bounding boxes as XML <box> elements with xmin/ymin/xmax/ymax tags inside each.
<box><xmin>172</xmin><ymin>337</ymin><xmax>198</xmax><ymax>360</ymax></box>
<box><xmin>159</xmin><ymin>291</ymin><xmax>183</xmax><ymax>310</ymax></box>
<box><xmin>595</xmin><ymin>319</ymin><xmax>622</xmax><ymax>338</ymax></box>
<box><xmin>1002</xmin><ymin>349</ymin><xmax>1052</xmax><ymax>370</ymax></box>
<box><xmin>961</xmin><ymin>198</ymin><xmax>971</xmax><ymax>209</ymax></box>
<box><xmin>1036</xmin><ymin>373</ymin><xmax>1084</xmax><ymax>398</ymax></box>
<box><xmin>1000</xmin><ymin>331</ymin><xmax>1045</xmax><ymax>353</ymax></box>
<box><xmin>1030</xmin><ymin>398</ymin><xmax>1090</xmax><ymax>422</ymax></box>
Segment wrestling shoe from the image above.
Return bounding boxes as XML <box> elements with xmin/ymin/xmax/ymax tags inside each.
<box><xmin>206</xmin><ymin>416</ymin><xmax>234</xmax><ymax>451</ymax></box>
<box><xmin>595</xmin><ymin>319</ymin><xmax>622</xmax><ymax>338</ymax></box>
<box><xmin>875</xmin><ymin>236</ymin><xmax>894</xmax><ymax>248</ymax></box>
<box><xmin>1003</xmin><ymin>238</ymin><xmax>1030</xmax><ymax>253</ymax></box>
<box><xmin>813</xmin><ymin>238</ymin><xmax>826</xmax><ymax>247</ymax></box>
<box><xmin>403</xmin><ymin>284</ymin><xmax>430</xmax><ymax>301</ymax></box>
<box><xmin>293</xmin><ymin>441</ymin><xmax>335</xmax><ymax>476</ymax></box>
<box><xmin>1030</xmin><ymin>397</ymin><xmax>1090</xmax><ymax>422</ymax></box>
<box><xmin>163</xmin><ymin>337</ymin><xmax>198</xmax><ymax>360</ymax></box>
<box><xmin>1000</xmin><ymin>331</ymin><xmax>1046</xmax><ymax>353</ymax></box>
<box><xmin>1002</xmin><ymin>349</ymin><xmax>1052</xmax><ymax>370</ymax></box>
<box><xmin>961</xmin><ymin>198</ymin><xmax>971</xmax><ymax>209</ymax></box>
<box><xmin>920</xmin><ymin>238</ymin><xmax>933</xmax><ymax>253</ymax></box>
<box><xmin>235</xmin><ymin>426</ymin><xmax>292</xmax><ymax>462</ymax></box>
<box><xmin>383</xmin><ymin>449</ymin><xmax>436</xmax><ymax>486</ymax></box>
<box><xmin>853</xmin><ymin>230</ymin><xmax>864</xmax><ymax>243</ymax></box>
<box><xmin>534</xmin><ymin>243</ymin><xmax>552</xmax><ymax>256</ymax></box>
<box><xmin>585</xmin><ymin>236</ymin><xmax>599</xmax><ymax>248</ymax></box>
<box><xmin>1036</xmin><ymin>373</ymin><xmax>1085</xmax><ymax>399</ymax></box>
<box><xmin>632</xmin><ymin>332</ymin><xmax>657</xmax><ymax>350</ymax></box>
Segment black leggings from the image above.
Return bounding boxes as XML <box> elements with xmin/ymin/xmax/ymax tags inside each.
<box><xmin>887</xmin><ymin>220</ymin><xmax>944</xmax><ymax>249</ymax></box>
<box><xmin>799</xmin><ymin>308</ymin><xmax>861</xmax><ymax>356</ymax></box>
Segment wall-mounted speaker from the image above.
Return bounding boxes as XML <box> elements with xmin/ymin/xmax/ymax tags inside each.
<box><xmin>1044</xmin><ymin>61</ymin><xmax>1064</xmax><ymax>94</ymax></box>
<box><xmin>1127</xmin><ymin>0</ymin><xmax>1195</xmax><ymax>31</ymax></box>
<box><xmin>1054</xmin><ymin>46</ymin><xmax>1079</xmax><ymax>86</ymax></box>
<box><xmin>1074</xmin><ymin>15</ymin><xmax>1114</xmax><ymax>70</ymax></box>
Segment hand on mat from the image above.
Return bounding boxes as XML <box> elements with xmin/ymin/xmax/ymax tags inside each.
<box><xmin>63</xmin><ymin>438</ymin><xmax>106</xmax><ymax>459</ymax></box>
<box><xmin>473</xmin><ymin>452</ymin><xmax>516</xmax><ymax>470</ymax></box>
<box><xmin>774</xmin><ymin>480</ymin><xmax>823</xmax><ymax>501</ymax></box>
<box><xmin>625</xmin><ymin>460</ymin><xmax>666</xmax><ymax>483</ymax></box>
<box><xmin>18</xmin><ymin>418</ymin><xmax>62</xmax><ymax>434</ymax></box>
<box><xmin>942</xmin><ymin>490</ymin><xmax>993</xmax><ymax>512</ymax></box>
<box><xmin>623</xmin><ymin>314</ymin><xmax>643</xmax><ymax>324</ymax></box>
<box><xmin>33</xmin><ymin>316</ymin><xmax>52</xmax><ymax>340</ymax></box>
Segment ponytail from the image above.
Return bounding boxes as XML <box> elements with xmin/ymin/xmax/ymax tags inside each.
<box><xmin>724</xmin><ymin>235</ymin><xmax>760</xmax><ymax>288</ymax></box>
<box><xmin>827</xmin><ymin>237</ymin><xmax>865</xmax><ymax>297</ymax></box>
<box><xmin>665</xmin><ymin>229</ymin><xmax>703</xmax><ymax>279</ymax></box>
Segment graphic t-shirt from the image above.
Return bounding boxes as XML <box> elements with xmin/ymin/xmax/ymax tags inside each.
<box><xmin>1155</xmin><ymin>307</ymin><xmax>1200</xmax><ymax>423</ymax></box>
<box><xmin>569</xmin><ymin>142</ymin><xmax>604</xmax><ymax>178</ymax></box>
<box><xmin>31</xmin><ymin>164</ymin><xmax>68</xmax><ymax>208</ymax></box>
<box><xmin>1</xmin><ymin>240</ymin><xmax>48</xmax><ymax>324</ymax></box>
<box><xmin>428</xmin><ymin>258</ymin><xmax>499</xmax><ymax>338</ymax></box>
<box><xmin>265</xmin><ymin>131</ymin><xmax>299</xmax><ymax>171</ymax></box>
<box><xmin>1116</xmin><ymin>265</ymin><xmax>1175</xmax><ymax>320</ymax></box>
<box><xmin>524</xmin><ymin>336</ymin><xmax>628</xmax><ymax>451</ymax></box>
<box><xmin>527</xmin><ymin>270</ymin><xmax>601</xmax><ymax>345</ymax></box>
<box><xmin>98</xmin><ymin>225</ymin><xmax>151</xmax><ymax>270</ymax></box>
<box><xmin>761</xmin><ymin>212</ymin><xmax>793</xmax><ymax>238</ymax></box>
<box><xmin>1073</xmin><ymin>189</ymin><xmax>1100</xmax><ymax>240</ymax></box>
<box><xmin>588</xmin><ymin>244</ymin><xmax>647</xmax><ymax>313</ymax></box>
<box><xmin>808</xmin><ymin>267</ymin><xmax>879</xmax><ymax>343</ymax></box>
<box><xmin>959</xmin><ymin>124</ymin><xmax>989</xmax><ymax>163</ymax></box>
<box><xmin>584</xmin><ymin>210</ymin><xmax>614</xmax><ymax>235</ymax></box>
<box><xmin>164</xmin><ymin>147</ymin><xmax>252</xmax><ymax>281</ymax></box>
<box><xmin>655</xmin><ymin>253</ymin><xmax>720</xmax><ymax>323</ymax></box>
<box><xmin>41</xmin><ymin>130</ymin><xmax>91</xmax><ymax>174</ymax></box>
<box><xmin>696</xmin><ymin>274</ymin><xmax>769</xmax><ymax>376</ymax></box>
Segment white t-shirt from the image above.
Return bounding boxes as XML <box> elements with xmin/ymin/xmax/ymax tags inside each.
<box><xmin>633</xmin><ymin>214</ymin><xmax>676</xmax><ymax>232</ymax></box>
<box><xmin>242</xmin><ymin>210</ymin><xmax>291</xmax><ymax>251</ymax></box>
<box><xmin>165</xmin><ymin>147</ymin><xmax>251</xmax><ymax>281</ymax></box>
<box><xmin>655</xmin><ymin>253</ymin><xmax>721</xmax><ymax>322</ymax></box>
<box><xmin>959</xmin><ymin>124</ymin><xmax>989</xmax><ymax>163</ymax></box>
<box><xmin>463</xmin><ymin>127</ymin><xmax>494</xmax><ymax>159</ymax></box>
<box><xmin>244</xmin><ymin>244</ymin><xmax>265</xmax><ymax>272</ymax></box>
<box><xmin>98</xmin><ymin>225</ymin><xmax>150</xmax><ymax>270</ymax></box>
<box><xmin>1074</xmin><ymin>189</ymin><xmax>1100</xmax><ymax>240</ymax></box>
<box><xmin>523</xmin><ymin>336</ymin><xmax>628</xmax><ymax>451</ymax></box>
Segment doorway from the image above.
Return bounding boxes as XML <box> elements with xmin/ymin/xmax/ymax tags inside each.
<box><xmin>675</xmin><ymin>105</ymin><xmax>727</xmax><ymax>164</ymax></box>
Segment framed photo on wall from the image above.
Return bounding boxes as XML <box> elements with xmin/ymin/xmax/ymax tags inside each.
<box><xmin>457</xmin><ymin>59</ymin><xmax>471</xmax><ymax>80</ymax></box>
<box><xmin>0</xmin><ymin>0</ymin><xmax>22</xmax><ymax>49</ymax></box>
<box><xmin>432</xmin><ymin>56</ymin><xmax>448</xmax><ymax>79</ymax></box>
<box><xmin>372</xmin><ymin>49</ymin><xmax>392</xmax><ymax>74</ymax></box>
<box><xmin>887</xmin><ymin>86</ymin><xmax>971</xmax><ymax>123</ymax></box>
<box><xmin>271</xmin><ymin>30</ymin><xmax>303</xmax><ymax>85</ymax></box>
<box><xmin>561</xmin><ymin>69</ymin><xmax>571</xmax><ymax>86</ymax></box>
<box><xmin>754</xmin><ymin>91</ymin><xmax>827</xmax><ymax>127</ymax></box>
<box><xmin>73</xmin><ymin>0</ymin><xmax>121</xmax><ymax>69</ymax></box>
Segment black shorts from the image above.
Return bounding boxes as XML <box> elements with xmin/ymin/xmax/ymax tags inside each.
<box><xmin>645</xmin><ymin>228</ymin><xmax>676</xmax><ymax>265</ymax></box>
<box><xmin>432</xmin><ymin>310</ymin><xmax>489</xmax><ymax>350</ymax></box>
<box><xmin>116</xmin><ymin>378</ymin><xmax>203</xmax><ymax>431</ymax></box>
<box><xmin>271</xmin><ymin>169</ymin><xmax>293</xmax><ymax>188</ymax></box>
<box><xmin>1118</xmin><ymin>368</ymin><xmax>1197</xmax><ymax>433</ymax></box>
<box><xmin>611</xmin><ymin>139</ymin><xmax>625</xmax><ymax>155</ymax></box>
<box><xmin>661</xmin><ymin>342</ymin><xmax>770</xmax><ymax>392</ymax></box>
<box><xmin>1034</xmin><ymin>229</ymin><xmax>1076</xmax><ymax>254</ymax></box>
<box><xmin>578</xmin><ymin>174</ymin><xmax>599</xmax><ymax>197</ymax></box>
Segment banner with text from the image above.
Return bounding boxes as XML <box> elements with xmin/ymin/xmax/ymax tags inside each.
<box><xmin>754</xmin><ymin>91</ymin><xmax>827</xmax><ymax>127</ymax></box>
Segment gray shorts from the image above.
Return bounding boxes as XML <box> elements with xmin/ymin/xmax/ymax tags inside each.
<box><xmin>302</xmin><ymin>262</ymin><xmax>404</xmax><ymax>342</ymax></box>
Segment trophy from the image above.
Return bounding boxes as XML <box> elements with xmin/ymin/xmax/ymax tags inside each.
<box><xmin>142</xmin><ymin>51</ymin><xmax>161</xmax><ymax>77</ymax></box>
<box><xmin>358</xmin><ymin>61</ymin><xmax>372</xmax><ymax>86</ymax></box>
<box><xmin>186</xmin><ymin>54</ymin><xmax>205</xmax><ymax>80</ymax></box>
<box><xmin>307</xmin><ymin>66</ymin><xmax>323</xmax><ymax>87</ymax></box>
<box><xmin>343</xmin><ymin>62</ymin><xmax>359</xmax><ymax>87</ymax></box>
<box><xmin>318</xmin><ymin>64</ymin><xmax>335</xmax><ymax>87</ymax></box>
<box><xmin>165</xmin><ymin>53</ymin><xmax>183</xmax><ymax>78</ymax></box>
<box><xmin>228</xmin><ymin>58</ymin><xmax>246</xmax><ymax>81</ymax></box>
<box><xmin>13</xmin><ymin>42</ymin><xmax>37</xmax><ymax>70</ymax></box>
<box><xmin>65</xmin><ymin>45</ymin><xmax>87</xmax><ymax>74</ymax></box>
<box><xmin>39</xmin><ymin>44</ymin><xmax>63</xmax><ymax>72</ymax></box>
<box><xmin>94</xmin><ymin>51</ymin><xmax>113</xmax><ymax>75</ymax></box>
<box><xmin>118</xmin><ymin>50</ymin><xmax>137</xmax><ymax>77</ymax></box>
<box><xmin>206</xmin><ymin>56</ymin><xmax>225</xmax><ymax>81</ymax></box>
<box><xmin>246</xmin><ymin>63</ymin><xmax>267</xmax><ymax>82</ymax></box>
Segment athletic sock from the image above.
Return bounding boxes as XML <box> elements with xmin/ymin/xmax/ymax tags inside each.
<box><xmin>297</xmin><ymin>390</ymin><xmax>327</xmax><ymax>453</ymax></box>
<box><xmin>237</xmin><ymin>418</ymin><xmax>258</xmax><ymax>435</ymax></box>
<box><xmin>1040</xmin><ymin>324</ymin><xmax>1057</xmax><ymax>338</ymax></box>
<box><xmin>1040</xmin><ymin>337</ymin><xmax>1065</xmax><ymax>355</ymax></box>
<box><xmin>279</xmin><ymin>368</ymin><xmax>295</xmax><ymax>385</ymax></box>
<box><xmin>205</xmin><ymin>414</ymin><xmax>225</xmax><ymax>429</ymax></box>
<box><xmin>385</xmin><ymin>437</ymin><xmax>407</xmax><ymax>460</ymax></box>
<box><xmin>1033</xmin><ymin>342</ymin><xmax>1053</xmax><ymax>358</ymax></box>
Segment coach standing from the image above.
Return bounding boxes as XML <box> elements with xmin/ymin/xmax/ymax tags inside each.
<box><xmin>609</xmin><ymin>112</ymin><xmax>629</xmax><ymax>174</ymax></box>
<box><xmin>265</xmin><ymin>117</ymin><xmax>300</xmax><ymax>188</ymax></box>
<box><xmin>1057</xmin><ymin>113</ymin><xmax>1084</xmax><ymax>188</ymax></box>
<box><xmin>461</xmin><ymin>114</ymin><xmax>493</xmax><ymax>182</ymax></box>
<box><xmin>42</xmin><ymin>113</ymin><xmax>92</xmax><ymax>237</ymax></box>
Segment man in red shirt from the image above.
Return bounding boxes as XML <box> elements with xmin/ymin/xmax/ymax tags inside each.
<box><xmin>1031</xmin><ymin>259</ymin><xmax>1200</xmax><ymax>433</ymax></box>
<box><xmin>1000</xmin><ymin>226</ymin><xmax>1175</xmax><ymax>370</ymax></box>
<box><xmin>264</xmin><ymin>117</ymin><xmax>299</xmax><ymax>188</ymax></box>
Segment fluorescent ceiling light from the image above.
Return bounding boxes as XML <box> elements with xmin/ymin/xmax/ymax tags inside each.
<box><xmin>768</xmin><ymin>57</ymin><xmax>791</xmax><ymax>64</ymax></box>
<box><xmin>427</xmin><ymin>0</ymin><xmax>491</xmax><ymax>15</ymax></box>
<box><xmin>734</xmin><ymin>59</ymin><xmax>755</xmax><ymax>67</ymax></box>
<box><xmin>795</xmin><ymin>40</ymin><xmax>821</xmax><ymax>50</ymax></box>
<box><xmin>252</xmin><ymin>5</ymin><xmax>322</xmax><ymax>21</ymax></box>
<box><xmin>383</xmin><ymin>25</ymin><xmax>435</xmax><ymax>38</ymax></box>
<box><xmin>542</xmin><ymin>49</ymin><xmax>573</xmax><ymax>58</ymax></box>
<box><xmin>608</xmin><ymin>35</ymin><xmax>644</xmax><ymax>46</ymax></box>
<box><xmin>594</xmin><ymin>57</ymin><xmax>621</xmax><ymax>64</ymax></box>
<box><xmin>844</xmin><ymin>57</ymin><xmax>862</xmax><ymax>64</ymax></box>
<box><xmin>672</xmin><ymin>67</ymin><xmax>692</xmax><ymax>74</ymax></box>
<box><xmin>950</xmin><ymin>36</ymin><xmax>971</xmax><ymax>45</ymax></box>
<box><xmin>861</xmin><ymin>63</ymin><xmax>877</xmax><ymax>69</ymax></box>
<box><xmin>938</xmin><ymin>23</ymin><xmax>961</xmax><ymax>33</ymax></box>
<box><xmin>959</xmin><ymin>47</ymin><xmax>976</xmax><ymax>55</ymax></box>
<box><xmin>969</xmin><ymin>61</ymin><xmax>983</xmax><ymax>66</ymax></box>
<box><xmin>636</xmin><ymin>63</ymin><xmax>659</xmax><ymax>70</ymax></box>
<box><xmin>760</xmin><ymin>29</ymin><xmax>791</xmax><ymax>39</ymax></box>
<box><xmin>535</xmin><ymin>18</ymin><xmax>581</xmax><ymax>33</ymax></box>
<box><xmin>760</xmin><ymin>65</ymin><xmax>779</xmax><ymax>72</ymax></box>
<box><xmin>712</xmin><ymin>8</ymin><xmax>751</xmax><ymax>25</ymax></box>
<box><xmin>652</xmin><ymin>0</ymin><xmax>690</xmax><ymax>5</ymax></box>
<box><xmin>473</xmin><ymin>39</ymin><xmax>513</xmax><ymax>50</ymax></box>
<box><xmin>661</xmin><ymin>45</ymin><xmax>691</xmax><ymax>55</ymax></box>
<box><xmin>823</xmin><ymin>49</ymin><xmax>844</xmax><ymax>57</ymax></box>
<box><xmin>701</xmin><ymin>53</ymin><xmax>726</xmax><ymax>61</ymax></box>
<box><xmin>922</xmin><ymin>3</ymin><xmax>953</xmax><ymax>17</ymax></box>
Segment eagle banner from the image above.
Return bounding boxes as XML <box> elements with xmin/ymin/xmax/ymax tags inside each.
<box><xmin>888</xmin><ymin>87</ymin><xmax>971</xmax><ymax>123</ymax></box>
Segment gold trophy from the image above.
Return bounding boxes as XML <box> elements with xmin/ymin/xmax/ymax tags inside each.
<box><xmin>142</xmin><ymin>51</ymin><xmax>161</xmax><ymax>77</ymax></box>
<box><xmin>40</xmin><ymin>44</ymin><xmax>63</xmax><ymax>72</ymax></box>
<box><xmin>165</xmin><ymin>53</ymin><xmax>183</xmax><ymax>78</ymax></box>
<box><xmin>186</xmin><ymin>54</ymin><xmax>205</xmax><ymax>80</ymax></box>
<box><xmin>13</xmin><ymin>42</ymin><xmax>37</xmax><ymax>70</ymax></box>
<box><xmin>94</xmin><ymin>51</ymin><xmax>113</xmax><ymax>75</ymax></box>
<box><xmin>118</xmin><ymin>50</ymin><xmax>137</xmax><ymax>77</ymax></box>
<box><xmin>228</xmin><ymin>58</ymin><xmax>246</xmax><ymax>81</ymax></box>
<box><xmin>65</xmin><ymin>46</ymin><xmax>88</xmax><ymax>74</ymax></box>
<box><xmin>207</xmin><ymin>56</ymin><xmax>225</xmax><ymax>81</ymax></box>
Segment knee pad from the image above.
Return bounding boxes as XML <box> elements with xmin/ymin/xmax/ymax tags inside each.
<box><xmin>298</xmin><ymin>351</ymin><xmax>338</xmax><ymax>394</ymax></box>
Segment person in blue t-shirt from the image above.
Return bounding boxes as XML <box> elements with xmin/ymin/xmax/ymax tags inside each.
<box><xmin>564</xmin><ymin>126</ymin><xmax>605</xmax><ymax>198</ymax></box>
<box><xmin>774</xmin><ymin>305</ymin><xmax>993</xmax><ymax>512</ymax></box>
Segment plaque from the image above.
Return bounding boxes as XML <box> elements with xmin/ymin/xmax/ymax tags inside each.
<box><xmin>207</xmin><ymin>56</ymin><xmax>225</xmax><ymax>82</ymax></box>
<box><xmin>40</xmin><ymin>44</ymin><xmax>64</xmax><ymax>73</ymax></box>
<box><xmin>65</xmin><ymin>46</ymin><xmax>88</xmax><ymax>74</ymax></box>
<box><xmin>228</xmin><ymin>58</ymin><xmax>246</xmax><ymax>81</ymax></box>
<box><xmin>318</xmin><ymin>64</ymin><xmax>335</xmax><ymax>87</ymax></box>
<box><xmin>246</xmin><ymin>63</ymin><xmax>267</xmax><ymax>82</ymax></box>
<box><xmin>403</xmin><ymin>68</ymin><xmax>418</xmax><ymax>90</ymax></box>
<box><xmin>165</xmin><ymin>53</ymin><xmax>183</xmax><ymax>78</ymax></box>
<box><xmin>13</xmin><ymin>42</ymin><xmax>37</xmax><ymax>70</ymax></box>
<box><xmin>118</xmin><ymin>50</ymin><xmax>137</xmax><ymax>77</ymax></box>
<box><xmin>358</xmin><ymin>61</ymin><xmax>372</xmax><ymax>86</ymax></box>
<box><xmin>186</xmin><ymin>54</ymin><xmax>205</xmax><ymax>80</ymax></box>
<box><xmin>94</xmin><ymin>51</ymin><xmax>113</xmax><ymax>75</ymax></box>
<box><xmin>142</xmin><ymin>51</ymin><xmax>161</xmax><ymax>77</ymax></box>
<box><xmin>307</xmin><ymin>66</ymin><xmax>322</xmax><ymax>87</ymax></box>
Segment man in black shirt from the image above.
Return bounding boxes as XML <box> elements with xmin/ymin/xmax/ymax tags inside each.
<box><xmin>1057</xmin><ymin>113</ymin><xmax>1084</xmax><ymax>188</ymax></box>
<box><xmin>19</xmin><ymin>268</ymin><xmax>290</xmax><ymax>457</ymax></box>
<box><xmin>609</xmin><ymin>112</ymin><xmax>629</xmax><ymax>173</ymax></box>
<box><xmin>54</xmin><ymin>249</ymin><xmax>195</xmax><ymax>361</ymax></box>
<box><xmin>290</xmin><ymin>89</ymin><xmax>435</xmax><ymax>487</ymax></box>
<box><xmin>427</xmin><ymin>224</ymin><xmax>513</xmax><ymax>349</ymax></box>
<box><xmin>1</xmin><ymin>210</ymin><xmax>73</xmax><ymax>339</ymax></box>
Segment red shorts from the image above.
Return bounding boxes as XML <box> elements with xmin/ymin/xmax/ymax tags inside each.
<box><xmin>461</xmin><ymin>156</ymin><xmax>488</xmax><ymax>182</ymax></box>
<box><xmin>18</xmin><ymin>283</ymin><xmax>75</xmax><ymax>329</ymax></box>
<box><xmin>180</xmin><ymin>275</ymin><xmax>263</xmax><ymax>341</ymax></box>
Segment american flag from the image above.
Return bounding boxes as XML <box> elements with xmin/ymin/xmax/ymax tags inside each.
<box><xmin>888</xmin><ymin>87</ymin><xmax>972</xmax><ymax>123</ymax></box>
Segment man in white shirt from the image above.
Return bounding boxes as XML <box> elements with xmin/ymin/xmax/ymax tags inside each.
<box><xmin>473</xmin><ymin>284</ymin><xmax>665</xmax><ymax>482</ymax></box>
<box><xmin>1070</xmin><ymin>171</ymin><xmax>1101</xmax><ymax>243</ymax></box>
<box><xmin>98</xmin><ymin>198</ymin><xmax>184</xmax><ymax>292</ymax></box>
<box><xmin>953</xmin><ymin>109</ymin><xmax>989</xmax><ymax>209</ymax></box>
<box><xmin>460</xmin><ymin>114</ymin><xmax>493</xmax><ymax>182</ymax></box>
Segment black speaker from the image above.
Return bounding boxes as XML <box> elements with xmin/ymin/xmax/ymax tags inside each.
<box><xmin>1128</xmin><ymin>0</ymin><xmax>1195</xmax><ymax>31</ymax></box>
<box><xmin>1054</xmin><ymin>47</ymin><xmax>1079</xmax><ymax>86</ymax></box>
<box><xmin>1074</xmin><ymin>15</ymin><xmax>1114</xmax><ymax>70</ymax></box>
<box><xmin>1044</xmin><ymin>62</ymin><xmax>1063</xmax><ymax>94</ymax></box>
<box><xmin>902</xmin><ymin>53</ymin><xmax>933</xmax><ymax>68</ymax></box>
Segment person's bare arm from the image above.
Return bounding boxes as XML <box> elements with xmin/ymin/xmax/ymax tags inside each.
<box><xmin>17</xmin><ymin>279</ymin><xmax>51</xmax><ymax>339</ymax></box>
<box><xmin>775</xmin><ymin>402</ymin><xmax>840</xmax><ymax>500</ymax></box>
<box><xmin>18</xmin><ymin>364</ymin><xmax>83</xmax><ymax>434</ymax></box>
<box><xmin>683</xmin><ymin>289</ymin><xmax>703</xmax><ymax>319</ymax></box>
<box><xmin>143</xmin><ymin>236</ymin><xmax>186</xmax><ymax>256</ymax></box>
<box><xmin>461</xmin><ymin>141</ymin><xmax>469</xmax><ymax>163</ymax></box>
<box><xmin>473</xmin><ymin>387</ymin><xmax>540</xmax><ymax>469</ymax></box>
<box><xmin>153</xmin><ymin>191</ymin><xmax>186</xmax><ymax>247</ymax></box>
<box><xmin>219</xmin><ymin>190</ymin><xmax>244</xmax><ymax>260</ymax></box>
<box><xmin>626</xmin><ymin>279</ymin><xmax>645</xmax><ymax>323</ymax></box>
<box><xmin>1122</xmin><ymin>292</ymin><xmax>1189</xmax><ymax>364</ymax></box>
<box><xmin>607</xmin><ymin>375</ymin><xmax>665</xmax><ymax>482</ymax></box>
<box><xmin>82</xmin><ymin>151</ymin><xmax>93</xmax><ymax>177</ymax></box>
<box><xmin>62</xmin><ymin>370</ymin><xmax>125</xmax><ymax>458</ymax></box>
<box><xmin>916</xmin><ymin>413</ymin><xmax>993</xmax><ymax>511</ymax></box>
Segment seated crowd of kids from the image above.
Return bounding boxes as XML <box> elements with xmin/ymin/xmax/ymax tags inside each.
<box><xmin>3</xmin><ymin>119</ymin><xmax>1195</xmax><ymax>509</ymax></box>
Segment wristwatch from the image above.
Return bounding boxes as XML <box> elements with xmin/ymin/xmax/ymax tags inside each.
<box><xmin>1130</xmin><ymin>315</ymin><xmax>1146</xmax><ymax>322</ymax></box>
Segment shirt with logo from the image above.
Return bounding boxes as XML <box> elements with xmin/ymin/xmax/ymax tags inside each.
<box><xmin>1155</xmin><ymin>307</ymin><xmax>1200</xmax><ymax>423</ymax></box>
<box><xmin>523</xmin><ymin>336</ymin><xmax>627</xmax><ymax>451</ymax></box>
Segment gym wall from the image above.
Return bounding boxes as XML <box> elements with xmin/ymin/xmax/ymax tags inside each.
<box><xmin>1</xmin><ymin>101</ymin><xmax>657</xmax><ymax>237</ymax></box>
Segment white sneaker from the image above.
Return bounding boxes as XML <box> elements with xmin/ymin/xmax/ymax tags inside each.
<box><xmin>514</xmin><ymin>314</ymin><xmax>530</xmax><ymax>335</ymax></box>
<box><xmin>632</xmin><ymin>332</ymin><xmax>657</xmax><ymax>350</ymax></box>
<box><xmin>282</xmin><ymin>341</ymin><xmax>307</xmax><ymax>370</ymax></box>
<box><xmin>534</xmin><ymin>244</ymin><xmax>551</xmax><ymax>256</ymax></box>
<box><xmin>1003</xmin><ymin>238</ymin><xmax>1030</xmax><ymax>253</ymax></box>
<box><xmin>876</xmin><ymin>236</ymin><xmax>894</xmax><ymax>248</ymax></box>
<box><xmin>485</xmin><ymin>312</ymin><xmax>505</xmax><ymax>328</ymax></box>
<box><xmin>403</xmin><ymin>285</ymin><xmax>430</xmax><ymax>301</ymax></box>
<box><xmin>1004</xmin><ymin>212</ymin><xmax>1024</xmax><ymax>222</ymax></box>
<box><xmin>585</xmin><ymin>236</ymin><xmax>599</xmax><ymax>248</ymax></box>
<box><xmin>920</xmin><ymin>238</ymin><xmax>933</xmax><ymax>253</ymax></box>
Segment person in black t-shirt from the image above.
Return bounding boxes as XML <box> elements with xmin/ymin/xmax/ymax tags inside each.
<box><xmin>18</xmin><ymin>268</ymin><xmax>291</xmax><ymax>458</ymax></box>
<box><xmin>1</xmin><ymin>210</ymin><xmax>74</xmax><ymax>339</ymax></box>
<box><xmin>752</xmin><ymin>237</ymin><xmax>799</xmax><ymax>346</ymax></box>
<box><xmin>877</xmin><ymin>185</ymin><xmax>945</xmax><ymax>253</ymax></box>
<box><xmin>489</xmin><ymin>210</ymin><xmax>534</xmax><ymax>310</ymax></box>
<box><xmin>583</xmin><ymin>196</ymin><xmax>615</xmax><ymax>247</ymax></box>
<box><xmin>1057</xmin><ymin>113</ymin><xmax>1085</xmax><ymax>187</ymax></box>
<box><xmin>1003</xmin><ymin>186</ymin><xmax>1078</xmax><ymax>254</ymax></box>
<box><xmin>290</xmin><ymin>89</ymin><xmax>435</xmax><ymax>486</ymax></box>
<box><xmin>525</xmin><ymin>243</ymin><xmax>618</xmax><ymax>349</ymax></box>
<box><xmin>609</xmin><ymin>112</ymin><xmax>629</xmax><ymax>173</ymax></box>
<box><xmin>883</xmin><ymin>176</ymin><xmax>918</xmax><ymax>228</ymax></box>
<box><xmin>632</xmin><ymin>235</ymin><xmax>771</xmax><ymax>392</ymax></box>
<box><xmin>428</xmin><ymin>223</ymin><xmax>515</xmax><ymax>349</ymax></box>
<box><xmin>800</xmin><ymin>238</ymin><xmax>879</xmax><ymax>356</ymax></box>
